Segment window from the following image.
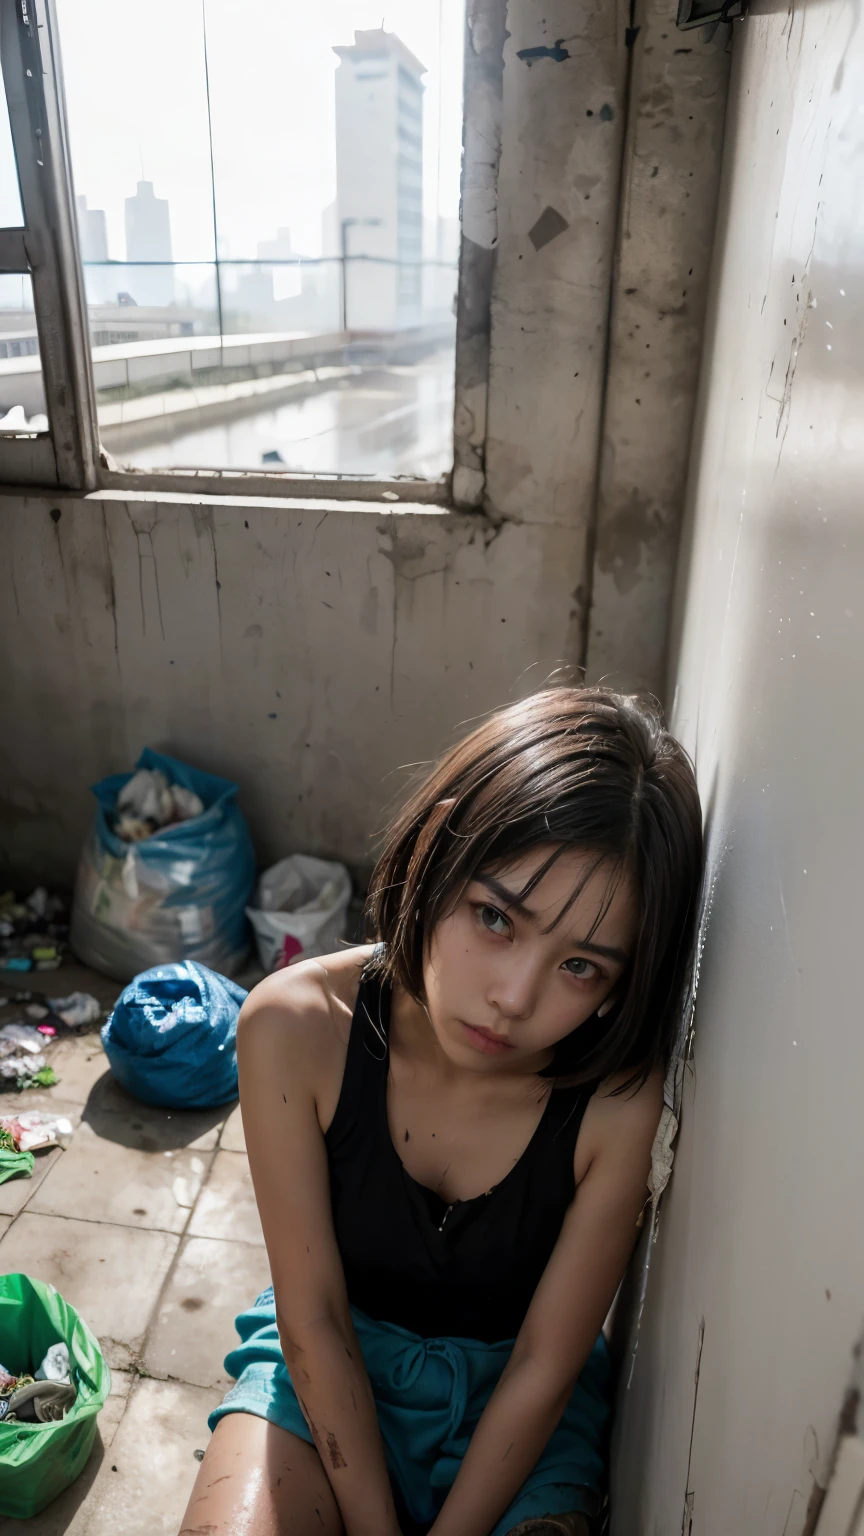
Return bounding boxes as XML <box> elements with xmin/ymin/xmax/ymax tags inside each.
<box><xmin>0</xmin><ymin>44</ymin><xmax>23</xmax><ymax>226</ymax></box>
<box><xmin>0</xmin><ymin>274</ymin><xmax>45</xmax><ymax>429</ymax></box>
<box><xmin>0</xmin><ymin>0</ymin><xmax>468</xmax><ymax>493</ymax></box>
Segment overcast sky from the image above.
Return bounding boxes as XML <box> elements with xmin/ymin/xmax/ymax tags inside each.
<box><xmin>39</xmin><ymin>0</ymin><xmax>466</xmax><ymax>266</ymax></box>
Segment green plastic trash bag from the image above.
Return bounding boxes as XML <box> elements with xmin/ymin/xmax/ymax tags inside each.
<box><xmin>0</xmin><ymin>1148</ymin><xmax>33</xmax><ymax>1185</ymax></box>
<box><xmin>0</xmin><ymin>1273</ymin><xmax>111</xmax><ymax>1519</ymax></box>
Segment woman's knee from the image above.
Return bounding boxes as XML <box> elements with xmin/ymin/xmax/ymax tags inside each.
<box><xmin>178</xmin><ymin>1412</ymin><xmax>344</xmax><ymax>1535</ymax></box>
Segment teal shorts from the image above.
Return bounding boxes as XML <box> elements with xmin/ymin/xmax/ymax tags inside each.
<box><xmin>209</xmin><ymin>1287</ymin><xmax>610</xmax><ymax>1534</ymax></box>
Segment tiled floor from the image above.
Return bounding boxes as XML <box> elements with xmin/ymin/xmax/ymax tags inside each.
<box><xmin>0</xmin><ymin>963</ymin><xmax>270</xmax><ymax>1535</ymax></box>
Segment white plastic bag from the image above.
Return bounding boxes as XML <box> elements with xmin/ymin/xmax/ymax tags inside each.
<box><xmin>247</xmin><ymin>855</ymin><xmax>352</xmax><ymax>972</ymax></box>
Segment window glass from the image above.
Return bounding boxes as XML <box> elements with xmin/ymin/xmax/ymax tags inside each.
<box><xmin>0</xmin><ymin>51</ymin><xmax>24</xmax><ymax>227</ymax></box>
<box><xmin>0</xmin><ymin>274</ymin><xmax>46</xmax><ymax>431</ymax></box>
<box><xmin>56</xmin><ymin>0</ymin><xmax>465</xmax><ymax>480</ymax></box>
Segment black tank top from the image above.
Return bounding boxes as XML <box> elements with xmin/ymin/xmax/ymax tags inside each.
<box><xmin>325</xmin><ymin>963</ymin><xmax>596</xmax><ymax>1343</ymax></box>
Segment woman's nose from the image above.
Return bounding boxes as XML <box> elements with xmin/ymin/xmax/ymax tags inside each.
<box><xmin>486</xmin><ymin>958</ymin><xmax>539</xmax><ymax>1020</ymax></box>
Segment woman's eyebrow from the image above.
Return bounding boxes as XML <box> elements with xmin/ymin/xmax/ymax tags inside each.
<box><xmin>478</xmin><ymin>875</ymin><xmax>629</xmax><ymax>967</ymax></box>
<box><xmin>479</xmin><ymin>874</ymin><xmax>537</xmax><ymax>919</ymax></box>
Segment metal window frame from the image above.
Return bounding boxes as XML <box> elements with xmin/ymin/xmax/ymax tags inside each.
<box><xmin>0</xmin><ymin>0</ymin><xmax>496</xmax><ymax>510</ymax></box>
<box><xmin>0</xmin><ymin>0</ymin><xmax>99</xmax><ymax>488</ymax></box>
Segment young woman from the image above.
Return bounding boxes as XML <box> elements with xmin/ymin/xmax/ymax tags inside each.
<box><xmin>180</xmin><ymin>687</ymin><xmax>702</xmax><ymax>1536</ymax></box>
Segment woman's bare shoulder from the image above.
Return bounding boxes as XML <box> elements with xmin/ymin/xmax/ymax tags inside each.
<box><xmin>574</xmin><ymin>1065</ymin><xmax>664</xmax><ymax>1182</ymax></box>
<box><xmin>237</xmin><ymin>944</ymin><xmax>375</xmax><ymax>1064</ymax></box>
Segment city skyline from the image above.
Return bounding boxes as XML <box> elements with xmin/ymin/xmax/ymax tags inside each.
<box><xmin>71</xmin><ymin>18</ymin><xmax>459</xmax><ymax>331</ymax></box>
<box><xmin>55</xmin><ymin>0</ymin><xmax>465</xmax><ymax>269</ymax></box>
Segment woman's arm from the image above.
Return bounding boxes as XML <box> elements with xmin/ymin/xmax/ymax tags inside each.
<box><xmin>428</xmin><ymin>1070</ymin><xmax>663</xmax><ymax>1536</ymax></box>
<box><xmin>237</xmin><ymin>965</ymin><xmax>402</xmax><ymax>1536</ymax></box>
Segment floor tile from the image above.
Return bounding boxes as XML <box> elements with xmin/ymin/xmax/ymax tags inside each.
<box><xmin>145</xmin><ymin>1235</ymin><xmax>271</xmax><ymax>1388</ymax></box>
<box><xmin>0</xmin><ymin>1086</ymin><xmax>85</xmax><ymax>1117</ymax></box>
<box><xmin>188</xmin><ymin>1149</ymin><xmax>264</xmax><ymax>1246</ymax></box>
<box><xmin>47</xmin><ymin>1036</ymin><xmax>112</xmax><ymax>1102</ymax></box>
<box><xmin>70</xmin><ymin>1377</ymin><xmax>220</xmax><ymax>1536</ymax></box>
<box><xmin>29</xmin><ymin>1121</ymin><xmax>212</xmax><ymax>1233</ymax></box>
<box><xmin>0</xmin><ymin>1143</ymin><xmax>63</xmax><ymax>1218</ymax></box>
<box><xmin>0</xmin><ymin>1214</ymin><xmax>10</xmax><ymax>1240</ymax></box>
<box><xmin>0</xmin><ymin>1213</ymin><xmax>179</xmax><ymax>1370</ymax></box>
<box><xmin>100</xmin><ymin>1367</ymin><xmax>134</xmax><ymax>1450</ymax></box>
<box><xmin>81</xmin><ymin>1072</ymin><xmax>225</xmax><ymax>1153</ymax></box>
<box><xmin>219</xmin><ymin>1100</ymin><xmax>245</xmax><ymax>1152</ymax></box>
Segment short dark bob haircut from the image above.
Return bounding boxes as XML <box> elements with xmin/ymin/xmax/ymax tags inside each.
<box><xmin>367</xmin><ymin>686</ymin><xmax>703</xmax><ymax>1090</ymax></box>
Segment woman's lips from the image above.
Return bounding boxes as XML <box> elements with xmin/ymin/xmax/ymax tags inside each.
<box><xmin>460</xmin><ymin>1021</ymin><xmax>515</xmax><ymax>1056</ymax></box>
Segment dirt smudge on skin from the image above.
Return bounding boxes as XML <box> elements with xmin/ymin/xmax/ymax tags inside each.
<box><xmin>325</xmin><ymin>1432</ymin><xmax>347</xmax><ymax>1470</ymax></box>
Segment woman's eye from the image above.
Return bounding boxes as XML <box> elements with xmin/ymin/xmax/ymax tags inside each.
<box><xmin>563</xmin><ymin>957</ymin><xmax>599</xmax><ymax>980</ymax></box>
<box><xmin>478</xmin><ymin>904</ymin><xmax>510</xmax><ymax>936</ymax></box>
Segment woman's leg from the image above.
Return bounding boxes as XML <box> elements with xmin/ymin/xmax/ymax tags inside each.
<box><xmin>178</xmin><ymin>1411</ymin><xmax>344</xmax><ymax>1535</ymax></box>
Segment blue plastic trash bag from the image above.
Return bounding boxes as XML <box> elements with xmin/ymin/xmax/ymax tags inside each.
<box><xmin>71</xmin><ymin>748</ymin><xmax>256</xmax><ymax>982</ymax></box>
<box><xmin>102</xmin><ymin>961</ymin><xmax>247</xmax><ymax>1108</ymax></box>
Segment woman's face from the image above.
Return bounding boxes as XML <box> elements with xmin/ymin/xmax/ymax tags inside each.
<box><xmin>421</xmin><ymin>845</ymin><xmax>637</xmax><ymax>1075</ymax></box>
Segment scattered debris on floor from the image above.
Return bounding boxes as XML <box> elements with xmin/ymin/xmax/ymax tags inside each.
<box><xmin>1</xmin><ymin>1110</ymin><xmax>74</xmax><ymax>1154</ymax></box>
<box><xmin>0</xmin><ymin>1109</ymin><xmax>72</xmax><ymax>1184</ymax></box>
<box><xmin>0</xmin><ymin>1056</ymin><xmax>57</xmax><ymax>1090</ymax></box>
<box><xmin>0</xmin><ymin>887</ymin><xmax>69</xmax><ymax>973</ymax></box>
<box><xmin>48</xmin><ymin>991</ymin><xmax>102</xmax><ymax>1028</ymax></box>
<box><xmin>0</xmin><ymin>985</ymin><xmax>108</xmax><ymax>1091</ymax></box>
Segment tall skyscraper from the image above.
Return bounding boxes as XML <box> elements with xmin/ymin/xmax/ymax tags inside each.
<box><xmin>333</xmin><ymin>28</ymin><xmax>425</xmax><ymax>331</ymax></box>
<box><xmin>76</xmin><ymin>193</ymin><xmax>114</xmax><ymax>304</ymax></box>
<box><xmin>124</xmin><ymin>179</ymin><xmax>174</xmax><ymax>308</ymax></box>
<box><xmin>76</xmin><ymin>194</ymin><xmax>109</xmax><ymax>263</ymax></box>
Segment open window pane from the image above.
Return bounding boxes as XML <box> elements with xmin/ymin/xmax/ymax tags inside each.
<box><xmin>0</xmin><ymin>274</ymin><xmax>46</xmax><ymax>431</ymax></box>
<box><xmin>0</xmin><ymin>49</ymin><xmax>24</xmax><ymax>227</ymax></box>
<box><xmin>55</xmin><ymin>0</ymin><xmax>464</xmax><ymax>481</ymax></box>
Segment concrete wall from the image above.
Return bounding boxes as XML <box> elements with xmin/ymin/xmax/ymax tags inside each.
<box><xmin>0</xmin><ymin>490</ymin><xmax>585</xmax><ymax>886</ymax></box>
<box><xmin>611</xmin><ymin>2</ymin><xmax>864</xmax><ymax>1531</ymax></box>
<box><xmin>584</xmin><ymin>0</ymin><xmax>730</xmax><ymax>696</ymax></box>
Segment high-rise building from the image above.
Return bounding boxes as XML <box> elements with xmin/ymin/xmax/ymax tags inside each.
<box><xmin>333</xmin><ymin>28</ymin><xmax>425</xmax><ymax>331</ymax></box>
<box><xmin>124</xmin><ymin>179</ymin><xmax>174</xmax><ymax>308</ymax></box>
<box><xmin>76</xmin><ymin>194</ymin><xmax>116</xmax><ymax>304</ymax></box>
<box><xmin>76</xmin><ymin>194</ymin><xmax>109</xmax><ymax>264</ymax></box>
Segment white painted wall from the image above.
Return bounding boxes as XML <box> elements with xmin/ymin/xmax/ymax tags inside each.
<box><xmin>611</xmin><ymin>3</ymin><xmax>864</xmax><ymax>1532</ymax></box>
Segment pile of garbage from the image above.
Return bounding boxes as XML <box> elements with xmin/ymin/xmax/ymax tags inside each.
<box><xmin>0</xmin><ymin>990</ymin><xmax>104</xmax><ymax>1091</ymax></box>
<box><xmin>0</xmin><ymin>888</ymin><xmax>69</xmax><ymax>974</ymax></box>
<box><xmin>72</xmin><ymin>748</ymin><xmax>255</xmax><ymax>981</ymax></box>
<box><xmin>110</xmin><ymin>767</ymin><xmax>204</xmax><ymax>844</ymax></box>
<box><xmin>0</xmin><ymin>1344</ymin><xmax>76</xmax><ymax>1425</ymax></box>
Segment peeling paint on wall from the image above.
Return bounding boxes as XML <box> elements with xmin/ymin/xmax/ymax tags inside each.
<box><xmin>516</xmin><ymin>39</ymin><xmax>571</xmax><ymax>62</ymax></box>
<box><xmin>527</xmin><ymin>205</ymin><xmax>570</xmax><ymax>251</ymax></box>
